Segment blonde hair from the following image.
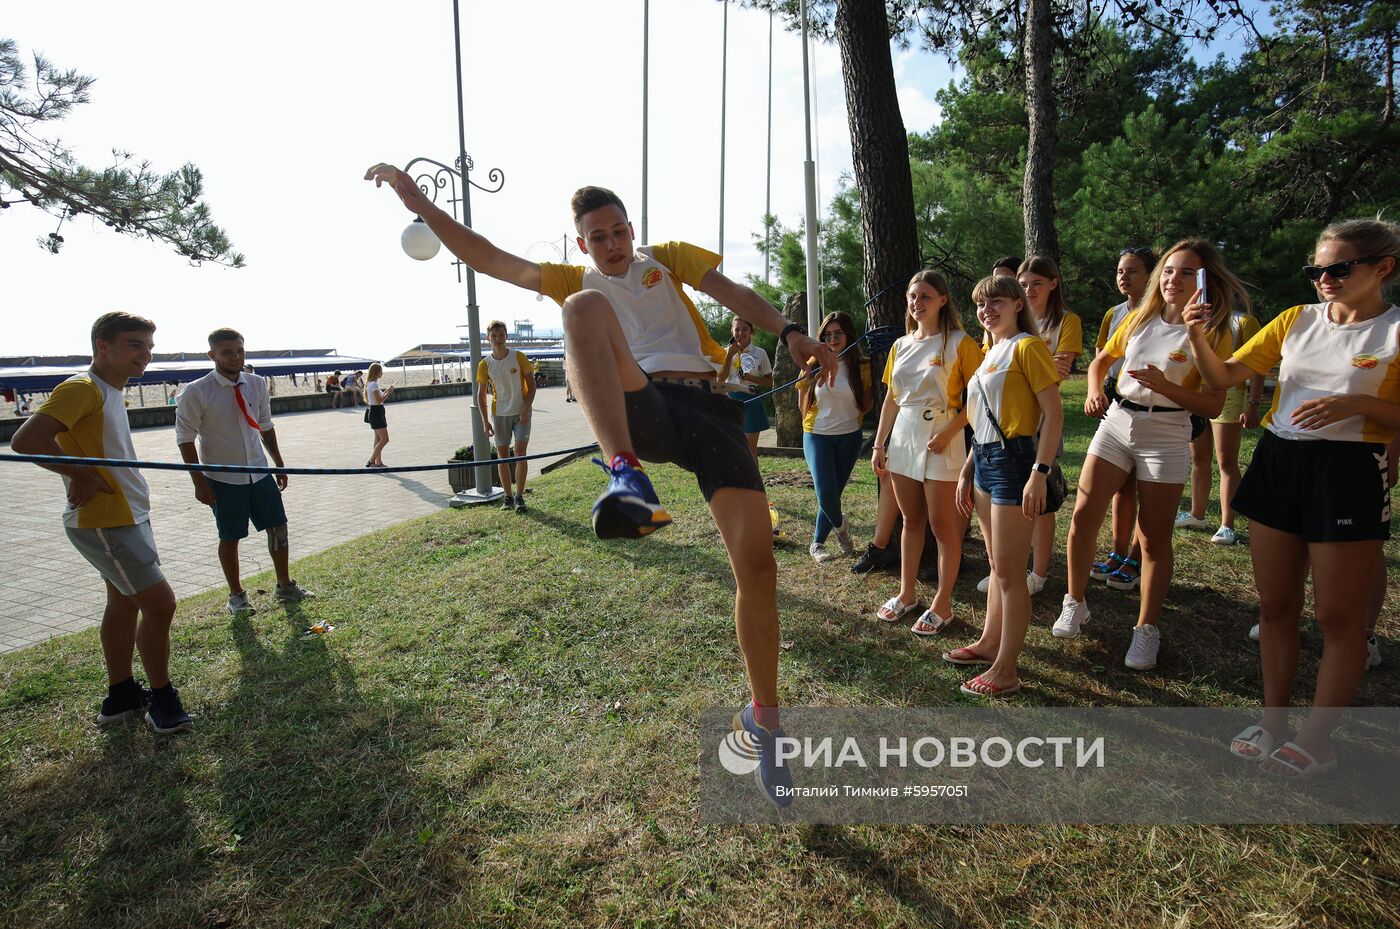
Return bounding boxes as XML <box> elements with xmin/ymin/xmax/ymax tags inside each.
<box><xmin>1316</xmin><ymin>218</ymin><xmax>1400</xmax><ymax>290</ymax></box>
<box><xmin>905</xmin><ymin>269</ymin><xmax>963</xmax><ymax>340</ymax></box>
<box><xmin>1017</xmin><ymin>255</ymin><xmax>1068</xmax><ymax>330</ymax></box>
<box><xmin>366</xmin><ymin>362</ymin><xmax>383</xmax><ymax>383</ymax></box>
<box><xmin>971</xmin><ymin>275</ymin><xmax>1039</xmax><ymax>340</ymax></box>
<box><xmin>1129</xmin><ymin>239</ymin><xmax>1246</xmax><ymax>346</ymax></box>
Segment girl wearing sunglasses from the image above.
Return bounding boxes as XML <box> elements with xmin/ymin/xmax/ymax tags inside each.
<box><xmin>798</xmin><ymin>312</ymin><xmax>874</xmax><ymax>561</ymax></box>
<box><xmin>1187</xmin><ymin>218</ymin><xmax>1400</xmax><ymax>778</ymax></box>
<box><xmin>1057</xmin><ymin>241</ymin><xmax>1243</xmax><ymax>671</ymax></box>
<box><xmin>871</xmin><ymin>270</ymin><xmax>983</xmax><ymax>635</ymax></box>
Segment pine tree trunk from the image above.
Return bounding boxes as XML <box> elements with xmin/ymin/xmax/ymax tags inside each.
<box><xmin>1021</xmin><ymin>0</ymin><xmax>1060</xmax><ymax>263</ymax></box>
<box><xmin>833</xmin><ymin>0</ymin><xmax>921</xmax><ymax>329</ymax></box>
<box><xmin>773</xmin><ymin>292</ymin><xmax>807</xmax><ymax>447</ymax></box>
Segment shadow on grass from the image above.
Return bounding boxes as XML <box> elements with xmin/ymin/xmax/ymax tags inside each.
<box><xmin>801</xmin><ymin>825</ymin><xmax>974</xmax><ymax>929</ymax></box>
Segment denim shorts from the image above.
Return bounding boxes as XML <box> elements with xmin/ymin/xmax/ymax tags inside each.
<box><xmin>972</xmin><ymin>436</ymin><xmax>1038</xmax><ymax>507</ymax></box>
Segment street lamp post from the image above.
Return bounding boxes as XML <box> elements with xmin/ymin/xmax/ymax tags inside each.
<box><xmin>397</xmin><ymin>0</ymin><xmax>507</xmax><ymax>507</ymax></box>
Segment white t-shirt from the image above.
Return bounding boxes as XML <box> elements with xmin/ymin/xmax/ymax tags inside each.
<box><xmin>811</xmin><ymin>364</ymin><xmax>860</xmax><ymax>435</ymax></box>
<box><xmin>174</xmin><ymin>370</ymin><xmax>272</xmax><ymax>486</ymax></box>
<box><xmin>481</xmin><ymin>351</ymin><xmax>528</xmax><ymax>416</ymax></box>
<box><xmin>365</xmin><ymin>380</ymin><xmax>384</xmax><ymax>406</ymax></box>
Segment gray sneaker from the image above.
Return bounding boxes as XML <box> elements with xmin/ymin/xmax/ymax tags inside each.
<box><xmin>275</xmin><ymin>581</ymin><xmax>316</xmax><ymax>603</ymax></box>
<box><xmin>514</xmin><ymin>494</ymin><xmax>527</xmax><ymax>513</ymax></box>
<box><xmin>227</xmin><ymin>591</ymin><xmax>255</xmax><ymax>615</ymax></box>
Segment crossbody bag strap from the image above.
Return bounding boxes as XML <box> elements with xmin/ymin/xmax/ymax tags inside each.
<box><xmin>973</xmin><ymin>375</ymin><xmax>1011</xmax><ymax>446</ymax></box>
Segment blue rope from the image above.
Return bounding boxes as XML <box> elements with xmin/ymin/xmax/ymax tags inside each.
<box><xmin>0</xmin><ymin>443</ymin><xmax>599</xmax><ymax>476</ymax></box>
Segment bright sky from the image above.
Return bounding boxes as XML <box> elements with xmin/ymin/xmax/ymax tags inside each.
<box><xmin>5</xmin><ymin>0</ymin><xmax>953</xmax><ymax>359</ymax></box>
<box><xmin>5</xmin><ymin>2</ymin><xmax>1258</xmax><ymax>360</ymax></box>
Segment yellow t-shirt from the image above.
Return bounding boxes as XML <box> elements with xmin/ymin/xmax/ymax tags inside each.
<box><xmin>36</xmin><ymin>372</ymin><xmax>151</xmax><ymax>529</ymax></box>
<box><xmin>968</xmin><ymin>333</ymin><xmax>1061</xmax><ymax>443</ymax></box>
<box><xmin>476</xmin><ymin>350</ymin><xmax>534</xmax><ymax>416</ymax></box>
<box><xmin>538</xmin><ymin>242</ymin><xmax>725</xmax><ymax>374</ymax></box>
<box><xmin>1037</xmin><ymin>310</ymin><xmax>1083</xmax><ymax>357</ymax></box>
<box><xmin>1235</xmin><ymin>303</ymin><xmax>1400</xmax><ymax>444</ymax></box>
<box><xmin>1102</xmin><ymin>309</ymin><xmax>1233</xmax><ymax>404</ymax></box>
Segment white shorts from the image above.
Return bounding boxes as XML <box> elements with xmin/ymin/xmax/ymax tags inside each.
<box><xmin>1085</xmin><ymin>401</ymin><xmax>1192</xmax><ymax>484</ymax></box>
<box><xmin>887</xmin><ymin>406</ymin><xmax>966</xmax><ymax>482</ymax></box>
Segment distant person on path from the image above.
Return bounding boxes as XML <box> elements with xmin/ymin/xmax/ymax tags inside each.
<box><xmin>364</xmin><ymin>362</ymin><xmax>394</xmax><ymax>467</ymax></box>
<box><xmin>176</xmin><ymin>327</ymin><xmax>316</xmax><ymax>616</ymax></box>
<box><xmin>11</xmin><ymin>312</ymin><xmax>192</xmax><ymax>734</ymax></box>
<box><xmin>366</xmin><ymin>165</ymin><xmax>838</xmax><ymax>807</ymax></box>
<box><xmin>476</xmin><ymin>320</ymin><xmax>537</xmax><ymax>511</ymax></box>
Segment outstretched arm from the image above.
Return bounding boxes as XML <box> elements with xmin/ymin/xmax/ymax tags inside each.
<box><xmin>698</xmin><ymin>269</ymin><xmax>838</xmax><ymax>385</ymax></box>
<box><xmin>365</xmin><ymin>163</ymin><xmax>542</xmax><ymax>293</ymax></box>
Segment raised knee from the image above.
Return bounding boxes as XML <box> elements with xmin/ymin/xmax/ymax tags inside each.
<box><xmin>562</xmin><ymin>290</ymin><xmax>613</xmax><ymax>330</ymax></box>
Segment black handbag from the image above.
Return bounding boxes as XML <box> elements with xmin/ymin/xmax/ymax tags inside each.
<box><xmin>973</xmin><ymin>377</ymin><xmax>1067</xmax><ymax>513</ymax></box>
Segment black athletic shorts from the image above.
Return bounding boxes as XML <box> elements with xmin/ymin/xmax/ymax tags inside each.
<box><xmin>624</xmin><ymin>380</ymin><xmax>765</xmax><ymax>502</ymax></box>
<box><xmin>1233</xmin><ymin>430</ymin><xmax>1391</xmax><ymax>542</ymax></box>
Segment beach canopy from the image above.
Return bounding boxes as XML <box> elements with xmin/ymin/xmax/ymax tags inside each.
<box><xmin>0</xmin><ymin>350</ymin><xmax>376</xmax><ymax>391</ymax></box>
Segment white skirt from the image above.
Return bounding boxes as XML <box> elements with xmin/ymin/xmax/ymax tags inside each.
<box><xmin>887</xmin><ymin>406</ymin><xmax>966</xmax><ymax>482</ymax></box>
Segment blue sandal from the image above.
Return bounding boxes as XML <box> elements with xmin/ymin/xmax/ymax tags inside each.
<box><xmin>1090</xmin><ymin>551</ymin><xmax>1125</xmax><ymax>582</ymax></box>
<box><xmin>1106</xmin><ymin>557</ymin><xmax>1141</xmax><ymax>591</ymax></box>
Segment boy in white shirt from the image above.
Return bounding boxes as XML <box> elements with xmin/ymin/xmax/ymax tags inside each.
<box><xmin>476</xmin><ymin>320</ymin><xmax>537</xmax><ymax>511</ymax></box>
<box><xmin>176</xmin><ymin>328</ymin><xmax>315</xmax><ymax>615</ymax></box>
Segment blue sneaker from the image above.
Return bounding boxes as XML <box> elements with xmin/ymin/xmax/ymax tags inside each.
<box><xmin>96</xmin><ymin>678</ymin><xmax>150</xmax><ymax>725</ymax></box>
<box><xmin>732</xmin><ymin>703</ymin><xmax>795</xmax><ymax>809</ymax></box>
<box><xmin>591</xmin><ymin>457</ymin><xmax>672</xmax><ymax>539</ymax></box>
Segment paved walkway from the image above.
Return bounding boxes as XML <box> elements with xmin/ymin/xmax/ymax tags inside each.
<box><xmin>0</xmin><ymin>388</ymin><xmax>597</xmax><ymax>653</ymax></box>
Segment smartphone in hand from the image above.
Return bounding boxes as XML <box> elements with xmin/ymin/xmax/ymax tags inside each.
<box><xmin>1196</xmin><ymin>268</ymin><xmax>1209</xmax><ymax>305</ymax></box>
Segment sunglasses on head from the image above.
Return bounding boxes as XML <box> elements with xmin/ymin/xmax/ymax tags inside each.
<box><xmin>1302</xmin><ymin>256</ymin><xmax>1384</xmax><ymax>282</ymax></box>
<box><xmin>1120</xmin><ymin>247</ymin><xmax>1154</xmax><ymax>260</ymax></box>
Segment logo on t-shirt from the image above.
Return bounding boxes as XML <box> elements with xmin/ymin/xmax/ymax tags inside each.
<box><xmin>984</xmin><ymin>363</ymin><xmax>999</xmax><ymax>374</ymax></box>
<box><xmin>1353</xmin><ymin>353</ymin><xmax>1380</xmax><ymax>369</ymax></box>
<box><xmin>642</xmin><ymin>268</ymin><xmax>663</xmax><ymax>288</ymax></box>
<box><xmin>929</xmin><ymin>355</ymin><xmax>944</xmax><ymax>367</ymax></box>
<box><xmin>1167</xmin><ymin>350</ymin><xmax>1188</xmax><ymax>364</ymax></box>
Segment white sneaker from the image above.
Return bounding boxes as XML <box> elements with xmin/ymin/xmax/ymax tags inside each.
<box><xmin>1248</xmin><ymin>623</ymin><xmax>1260</xmax><ymax>642</ymax></box>
<box><xmin>833</xmin><ymin>516</ymin><xmax>855</xmax><ymax>556</ymax></box>
<box><xmin>1125</xmin><ymin>624</ymin><xmax>1160</xmax><ymax>670</ymax></box>
<box><xmin>1210</xmin><ymin>526</ymin><xmax>1237</xmax><ymax>545</ymax></box>
<box><xmin>1027</xmin><ymin>572</ymin><xmax>1048</xmax><ymax>595</ymax></box>
<box><xmin>1052</xmin><ymin>595</ymin><xmax>1089</xmax><ymax>638</ymax></box>
<box><xmin>1175</xmin><ymin>511</ymin><xmax>1210</xmax><ymax>530</ymax></box>
<box><xmin>810</xmin><ymin>542</ymin><xmax>835</xmax><ymax>563</ymax></box>
<box><xmin>977</xmin><ymin>575</ymin><xmax>992</xmax><ymax>593</ymax></box>
<box><xmin>1367</xmin><ymin>634</ymin><xmax>1382</xmax><ymax>670</ymax></box>
<box><xmin>227</xmin><ymin>591</ymin><xmax>255</xmax><ymax>616</ymax></box>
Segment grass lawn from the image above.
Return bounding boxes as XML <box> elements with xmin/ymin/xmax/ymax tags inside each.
<box><xmin>2</xmin><ymin>378</ymin><xmax>1398</xmax><ymax>928</ymax></box>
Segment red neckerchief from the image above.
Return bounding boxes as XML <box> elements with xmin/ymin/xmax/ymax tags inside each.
<box><xmin>232</xmin><ymin>381</ymin><xmax>261</xmax><ymax>431</ymax></box>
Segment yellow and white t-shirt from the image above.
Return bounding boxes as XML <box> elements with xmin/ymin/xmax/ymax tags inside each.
<box><xmin>1097</xmin><ymin>301</ymin><xmax>1135</xmax><ymax>379</ymax></box>
<box><xmin>36</xmin><ymin>371</ymin><xmax>151</xmax><ymax>529</ymax></box>
<box><xmin>538</xmin><ymin>242</ymin><xmax>725</xmax><ymax>375</ymax></box>
<box><xmin>967</xmin><ymin>333</ymin><xmax>1061</xmax><ymax>444</ymax></box>
<box><xmin>476</xmin><ymin>350</ymin><xmax>534</xmax><ymax>416</ymax></box>
<box><xmin>803</xmin><ymin>360</ymin><xmax>872</xmax><ymax>435</ymax></box>
<box><xmin>1103</xmin><ymin>310</ymin><xmax>1232</xmax><ymax>408</ymax></box>
<box><xmin>882</xmin><ymin>331</ymin><xmax>983</xmax><ymax>412</ymax></box>
<box><xmin>1036</xmin><ymin>310</ymin><xmax>1083</xmax><ymax>358</ymax></box>
<box><xmin>1235</xmin><ymin>302</ymin><xmax>1400</xmax><ymax>444</ymax></box>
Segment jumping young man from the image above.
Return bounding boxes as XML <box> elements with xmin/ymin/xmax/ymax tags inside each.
<box><xmin>366</xmin><ymin>164</ymin><xmax>838</xmax><ymax>805</ymax></box>
<box><xmin>175</xmin><ymin>328</ymin><xmax>316</xmax><ymax>615</ymax></box>
<box><xmin>12</xmin><ymin>312</ymin><xmax>192</xmax><ymax>733</ymax></box>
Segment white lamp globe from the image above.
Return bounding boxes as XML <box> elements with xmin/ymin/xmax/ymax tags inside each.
<box><xmin>401</xmin><ymin>217</ymin><xmax>441</xmax><ymax>261</ymax></box>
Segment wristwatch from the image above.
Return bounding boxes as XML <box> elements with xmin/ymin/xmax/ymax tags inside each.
<box><xmin>1032</xmin><ymin>462</ymin><xmax>1052</xmax><ymax>475</ymax></box>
